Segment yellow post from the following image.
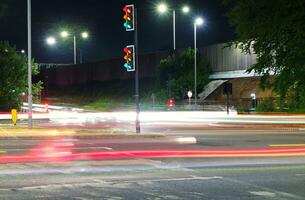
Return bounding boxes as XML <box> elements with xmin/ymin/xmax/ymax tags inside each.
<box><xmin>11</xmin><ymin>109</ymin><xmax>18</xmax><ymax>126</ymax></box>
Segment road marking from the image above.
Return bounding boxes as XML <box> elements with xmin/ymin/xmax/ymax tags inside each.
<box><xmin>296</xmin><ymin>174</ymin><xmax>305</xmax><ymax>176</ymax></box>
<box><xmin>174</xmin><ymin>137</ymin><xmax>197</xmax><ymax>144</ymax></box>
<box><xmin>0</xmin><ymin>176</ymin><xmax>223</xmax><ymax>191</ymax></box>
<box><xmin>270</xmin><ymin>144</ymin><xmax>305</xmax><ymax>147</ymax></box>
<box><xmin>0</xmin><ymin>127</ymin><xmax>18</xmax><ymax>139</ymax></box>
<box><xmin>249</xmin><ymin>191</ymin><xmax>276</xmax><ymax>197</ymax></box>
<box><xmin>123</xmin><ymin>176</ymin><xmax>223</xmax><ymax>183</ymax></box>
<box><xmin>86</xmin><ymin>147</ymin><xmax>113</xmax><ymax>150</ymax></box>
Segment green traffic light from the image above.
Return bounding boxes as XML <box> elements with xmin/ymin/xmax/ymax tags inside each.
<box><xmin>124</xmin><ymin>63</ymin><xmax>132</xmax><ymax>69</ymax></box>
<box><xmin>124</xmin><ymin>22</ymin><xmax>132</xmax><ymax>29</ymax></box>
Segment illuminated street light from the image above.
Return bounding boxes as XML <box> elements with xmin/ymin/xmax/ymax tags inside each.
<box><xmin>46</xmin><ymin>37</ymin><xmax>56</xmax><ymax>45</ymax></box>
<box><xmin>46</xmin><ymin>30</ymin><xmax>89</xmax><ymax>64</ymax></box>
<box><xmin>157</xmin><ymin>3</ymin><xmax>168</xmax><ymax>13</ymax></box>
<box><xmin>157</xmin><ymin>3</ymin><xmax>190</xmax><ymax>50</ymax></box>
<box><xmin>60</xmin><ymin>31</ymin><xmax>69</xmax><ymax>38</ymax></box>
<box><xmin>81</xmin><ymin>32</ymin><xmax>89</xmax><ymax>39</ymax></box>
<box><xmin>195</xmin><ymin>17</ymin><xmax>204</xmax><ymax>26</ymax></box>
<box><xmin>194</xmin><ymin>16</ymin><xmax>205</xmax><ymax>105</ymax></box>
<box><xmin>21</xmin><ymin>49</ymin><xmax>25</xmax><ymax>54</ymax></box>
<box><xmin>182</xmin><ymin>6</ymin><xmax>190</xmax><ymax>14</ymax></box>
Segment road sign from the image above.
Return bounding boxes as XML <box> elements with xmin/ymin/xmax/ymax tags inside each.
<box><xmin>187</xmin><ymin>91</ymin><xmax>192</xmax><ymax>105</ymax></box>
<box><xmin>187</xmin><ymin>91</ymin><xmax>193</xmax><ymax>98</ymax></box>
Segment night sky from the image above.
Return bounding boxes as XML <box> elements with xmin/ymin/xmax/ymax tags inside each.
<box><xmin>0</xmin><ymin>0</ymin><xmax>235</xmax><ymax>64</ymax></box>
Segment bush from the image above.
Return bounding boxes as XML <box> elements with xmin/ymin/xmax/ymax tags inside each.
<box><xmin>157</xmin><ymin>48</ymin><xmax>211</xmax><ymax>100</ymax></box>
<box><xmin>256</xmin><ymin>99</ymin><xmax>275</xmax><ymax>112</ymax></box>
<box><xmin>0</xmin><ymin>41</ymin><xmax>42</xmax><ymax>111</ymax></box>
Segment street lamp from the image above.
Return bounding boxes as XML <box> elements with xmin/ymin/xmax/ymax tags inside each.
<box><xmin>195</xmin><ymin>17</ymin><xmax>204</xmax><ymax>26</ymax></box>
<box><xmin>46</xmin><ymin>37</ymin><xmax>56</xmax><ymax>45</ymax></box>
<box><xmin>182</xmin><ymin>6</ymin><xmax>190</xmax><ymax>14</ymax></box>
<box><xmin>194</xmin><ymin>17</ymin><xmax>204</xmax><ymax>105</ymax></box>
<box><xmin>157</xmin><ymin>3</ymin><xmax>190</xmax><ymax>50</ymax></box>
<box><xmin>47</xmin><ymin>31</ymin><xmax>89</xmax><ymax>64</ymax></box>
<box><xmin>157</xmin><ymin>3</ymin><xmax>168</xmax><ymax>13</ymax></box>
<box><xmin>81</xmin><ymin>32</ymin><xmax>89</xmax><ymax>39</ymax></box>
<box><xmin>60</xmin><ymin>31</ymin><xmax>89</xmax><ymax>64</ymax></box>
<box><xmin>60</xmin><ymin>31</ymin><xmax>69</xmax><ymax>38</ymax></box>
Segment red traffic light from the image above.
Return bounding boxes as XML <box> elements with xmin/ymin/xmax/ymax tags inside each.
<box><xmin>123</xmin><ymin>45</ymin><xmax>135</xmax><ymax>72</ymax></box>
<box><xmin>168</xmin><ymin>98</ymin><xmax>175</xmax><ymax>108</ymax></box>
<box><xmin>124</xmin><ymin>47</ymin><xmax>132</xmax><ymax>54</ymax></box>
<box><xmin>123</xmin><ymin>7</ymin><xmax>131</xmax><ymax>13</ymax></box>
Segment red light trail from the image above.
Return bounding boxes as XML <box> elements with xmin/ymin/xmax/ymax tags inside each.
<box><xmin>0</xmin><ymin>147</ymin><xmax>305</xmax><ymax>164</ymax></box>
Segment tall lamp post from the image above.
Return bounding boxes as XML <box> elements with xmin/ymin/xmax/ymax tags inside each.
<box><xmin>46</xmin><ymin>31</ymin><xmax>89</xmax><ymax>64</ymax></box>
<box><xmin>157</xmin><ymin>3</ymin><xmax>190</xmax><ymax>50</ymax></box>
<box><xmin>194</xmin><ymin>17</ymin><xmax>204</xmax><ymax>105</ymax></box>
<box><xmin>27</xmin><ymin>0</ymin><xmax>32</xmax><ymax>128</ymax></box>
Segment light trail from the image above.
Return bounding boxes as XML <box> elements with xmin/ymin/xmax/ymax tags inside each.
<box><xmin>0</xmin><ymin>147</ymin><xmax>305</xmax><ymax>164</ymax></box>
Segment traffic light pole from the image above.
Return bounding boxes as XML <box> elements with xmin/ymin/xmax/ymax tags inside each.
<box><xmin>134</xmin><ymin>8</ymin><xmax>141</xmax><ymax>133</ymax></box>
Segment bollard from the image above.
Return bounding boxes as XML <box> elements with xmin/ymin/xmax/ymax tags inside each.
<box><xmin>11</xmin><ymin>109</ymin><xmax>18</xmax><ymax>126</ymax></box>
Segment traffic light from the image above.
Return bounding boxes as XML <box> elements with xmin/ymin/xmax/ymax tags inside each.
<box><xmin>123</xmin><ymin>45</ymin><xmax>135</xmax><ymax>72</ymax></box>
<box><xmin>168</xmin><ymin>98</ymin><xmax>175</xmax><ymax>110</ymax></box>
<box><xmin>123</xmin><ymin>5</ymin><xmax>134</xmax><ymax>31</ymax></box>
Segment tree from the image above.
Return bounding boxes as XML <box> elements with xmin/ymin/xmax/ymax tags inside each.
<box><xmin>225</xmin><ymin>0</ymin><xmax>305</xmax><ymax>108</ymax></box>
<box><xmin>158</xmin><ymin>48</ymin><xmax>211</xmax><ymax>100</ymax></box>
<box><xmin>0</xmin><ymin>41</ymin><xmax>42</xmax><ymax>111</ymax></box>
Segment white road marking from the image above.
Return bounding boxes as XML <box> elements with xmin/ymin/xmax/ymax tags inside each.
<box><xmin>122</xmin><ymin>176</ymin><xmax>223</xmax><ymax>183</ymax></box>
<box><xmin>175</xmin><ymin>137</ymin><xmax>197</xmax><ymax>144</ymax></box>
<box><xmin>249</xmin><ymin>191</ymin><xmax>276</xmax><ymax>197</ymax></box>
<box><xmin>295</xmin><ymin>174</ymin><xmax>305</xmax><ymax>176</ymax></box>
<box><xmin>86</xmin><ymin>147</ymin><xmax>113</xmax><ymax>150</ymax></box>
<box><xmin>0</xmin><ymin>176</ymin><xmax>223</xmax><ymax>191</ymax></box>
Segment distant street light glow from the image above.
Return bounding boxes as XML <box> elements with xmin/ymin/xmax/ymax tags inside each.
<box><xmin>46</xmin><ymin>30</ymin><xmax>89</xmax><ymax>64</ymax></box>
<box><xmin>81</xmin><ymin>32</ymin><xmax>89</xmax><ymax>39</ymax></box>
<box><xmin>21</xmin><ymin>49</ymin><xmax>25</xmax><ymax>54</ymax></box>
<box><xmin>46</xmin><ymin>37</ymin><xmax>56</xmax><ymax>45</ymax></box>
<box><xmin>157</xmin><ymin>3</ymin><xmax>168</xmax><ymax>13</ymax></box>
<box><xmin>182</xmin><ymin>6</ymin><xmax>190</xmax><ymax>14</ymax></box>
<box><xmin>60</xmin><ymin>31</ymin><xmax>69</xmax><ymax>38</ymax></box>
<box><xmin>195</xmin><ymin>17</ymin><xmax>204</xmax><ymax>26</ymax></box>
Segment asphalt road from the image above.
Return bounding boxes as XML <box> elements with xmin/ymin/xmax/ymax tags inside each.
<box><xmin>0</xmin><ymin>127</ymin><xmax>305</xmax><ymax>199</ymax></box>
<box><xmin>1</xmin><ymin>128</ymin><xmax>305</xmax><ymax>153</ymax></box>
<box><xmin>0</xmin><ymin>159</ymin><xmax>304</xmax><ymax>199</ymax></box>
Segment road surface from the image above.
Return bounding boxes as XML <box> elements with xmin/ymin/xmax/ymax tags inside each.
<box><xmin>0</xmin><ymin>126</ymin><xmax>305</xmax><ymax>199</ymax></box>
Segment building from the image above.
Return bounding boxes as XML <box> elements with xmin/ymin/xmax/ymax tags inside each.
<box><xmin>38</xmin><ymin>42</ymin><xmax>275</xmax><ymax>109</ymax></box>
